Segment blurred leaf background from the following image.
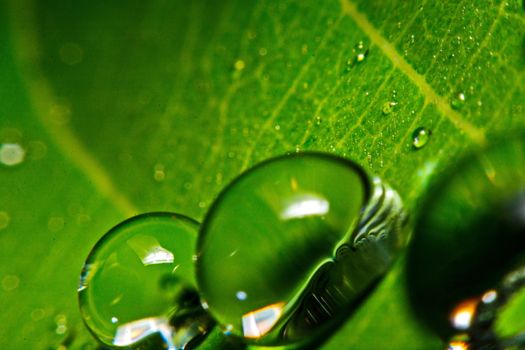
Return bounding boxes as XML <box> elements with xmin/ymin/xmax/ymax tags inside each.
<box><xmin>0</xmin><ymin>0</ymin><xmax>523</xmax><ymax>349</ymax></box>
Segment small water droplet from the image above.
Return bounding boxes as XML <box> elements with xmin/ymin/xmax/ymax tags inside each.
<box><xmin>234</xmin><ymin>59</ymin><xmax>246</xmax><ymax>71</ymax></box>
<box><xmin>412</xmin><ymin>127</ymin><xmax>431</xmax><ymax>149</ymax></box>
<box><xmin>78</xmin><ymin>213</ymin><xmax>213</xmax><ymax>349</ymax></box>
<box><xmin>0</xmin><ymin>143</ymin><xmax>25</xmax><ymax>166</ymax></box>
<box><xmin>353</xmin><ymin>41</ymin><xmax>369</xmax><ymax>63</ymax></box>
<box><xmin>258</xmin><ymin>48</ymin><xmax>267</xmax><ymax>56</ymax></box>
<box><xmin>382</xmin><ymin>101</ymin><xmax>397</xmax><ymax>115</ymax></box>
<box><xmin>274</xmin><ymin>124</ymin><xmax>281</xmax><ymax>131</ymax></box>
<box><xmin>0</xmin><ymin>211</ymin><xmax>10</xmax><ymax>230</ymax></box>
<box><xmin>315</xmin><ymin>116</ymin><xmax>322</xmax><ymax>126</ymax></box>
<box><xmin>451</xmin><ymin>92</ymin><xmax>466</xmax><ymax>110</ymax></box>
<box><xmin>2</xmin><ymin>274</ymin><xmax>19</xmax><ymax>291</ymax></box>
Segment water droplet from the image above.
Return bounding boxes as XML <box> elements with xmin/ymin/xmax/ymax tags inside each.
<box><xmin>258</xmin><ymin>48</ymin><xmax>267</xmax><ymax>56</ymax></box>
<box><xmin>353</xmin><ymin>41</ymin><xmax>369</xmax><ymax>63</ymax></box>
<box><xmin>412</xmin><ymin>127</ymin><xmax>431</xmax><ymax>149</ymax></box>
<box><xmin>78</xmin><ymin>212</ymin><xmax>214</xmax><ymax>349</ymax></box>
<box><xmin>0</xmin><ymin>143</ymin><xmax>25</xmax><ymax>166</ymax></box>
<box><xmin>2</xmin><ymin>274</ymin><xmax>20</xmax><ymax>291</ymax></box>
<box><xmin>407</xmin><ymin>137</ymin><xmax>525</xmax><ymax>340</ymax></box>
<box><xmin>0</xmin><ymin>211</ymin><xmax>10</xmax><ymax>230</ymax></box>
<box><xmin>196</xmin><ymin>153</ymin><xmax>407</xmax><ymax>346</ymax></box>
<box><xmin>315</xmin><ymin>116</ymin><xmax>322</xmax><ymax>126</ymax></box>
<box><xmin>234</xmin><ymin>60</ymin><xmax>246</xmax><ymax>71</ymax></box>
<box><xmin>382</xmin><ymin>101</ymin><xmax>397</xmax><ymax>115</ymax></box>
<box><xmin>451</xmin><ymin>92</ymin><xmax>466</xmax><ymax>110</ymax></box>
<box><xmin>274</xmin><ymin>124</ymin><xmax>281</xmax><ymax>131</ymax></box>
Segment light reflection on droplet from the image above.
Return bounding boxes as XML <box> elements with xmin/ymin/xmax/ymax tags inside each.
<box><xmin>236</xmin><ymin>291</ymin><xmax>248</xmax><ymax>301</ymax></box>
<box><xmin>481</xmin><ymin>289</ymin><xmax>497</xmax><ymax>304</ymax></box>
<box><xmin>242</xmin><ymin>302</ymin><xmax>285</xmax><ymax>339</ymax></box>
<box><xmin>280</xmin><ymin>195</ymin><xmax>330</xmax><ymax>220</ymax></box>
<box><xmin>450</xmin><ymin>298</ymin><xmax>478</xmax><ymax>330</ymax></box>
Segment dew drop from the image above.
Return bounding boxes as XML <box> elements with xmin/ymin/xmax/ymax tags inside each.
<box><xmin>353</xmin><ymin>41</ymin><xmax>369</xmax><ymax>63</ymax></box>
<box><xmin>382</xmin><ymin>101</ymin><xmax>397</xmax><ymax>115</ymax></box>
<box><xmin>196</xmin><ymin>153</ymin><xmax>407</xmax><ymax>346</ymax></box>
<box><xmin>258</xmin><ymin>48</ymin><xmax>267</xmax><ymax>56</ymax></box>
<box><xmin>78</xmin><ymin>213</ymin><xmax>214</xmax><ymax>349</ymax></box>
<box><xmin>0</xmin><ymin>211</ymin><xmax>10</xmax><ymax>230</ymax></box>
<box><xmin>451</xmin><ymin>92</ymin><xmax>466</xmax><ymax>110</ymax></box>
<box><xmin>0</xmin><ymin>143</ymin><xmax>25</xmax><ymax>166</ymax></box>
<box><xmin>412</xmin><ymin>127</ymin><xmax>431</xmax><ymax>149</ymax></box>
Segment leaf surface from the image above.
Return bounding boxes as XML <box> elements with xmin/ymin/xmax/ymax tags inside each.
<box><xmin>1</xmin><ymin>0</ymin><xmax>524</xmax><ymax>349</ymax></box>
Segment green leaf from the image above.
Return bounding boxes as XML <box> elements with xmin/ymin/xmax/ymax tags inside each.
<box><xmin>1</xmin><ymin>0</ymin><xmax>523</xmax><ymax>349</ymax></box>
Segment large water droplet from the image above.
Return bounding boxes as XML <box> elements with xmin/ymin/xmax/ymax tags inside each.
<box><xmin>196</xmin><ymin>153</ymin><xmax>407</xmax><ymax>346</ymax></box>
<box><xmin>78</xmin><ymin>212</ymin><xmax>213</xmax><ymax>349</ymax></box>
<box><xmin>412</xmin><ymin>127</ymin><xmax>431</xmax><ymax>149</ymax></box>
<box><xmin>0</xmin><ymin>143</ymin><xmax>25</xmax><ymax>166</ymax></box>
<box><xmin>407</xmin><ymin>136</ymin><xmax>525</xmax><ymax>340</ymax></box>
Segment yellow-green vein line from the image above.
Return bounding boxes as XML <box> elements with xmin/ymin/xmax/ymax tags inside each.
<box><xmin>9</xmin><ymin>0</ymin><xmax>137</xmax><ymax>217</ymax></box>
<box><xmin>340</xmin><ymin>0</ymin><xmax>487</xmax><ymax>146</ymax></box>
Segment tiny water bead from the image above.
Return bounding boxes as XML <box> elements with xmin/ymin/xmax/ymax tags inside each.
<box><xmin>196</xmin><ymin>153</ymin><xmax>407</xmax><ymax>346</ymax></box>
<box><xmin>78</xmin><ymin>212</ymin><xmax>213</xmax><ymax>349</ymax></box>
<box><xmin>407</xmin><ymin>136</ymin><xmax>525</xmax><ymax>340</ymax></box>
<box><xmin>412</xmin><ymin>127</ymin><xmax>431</xmax><ymax>149</ymax></box>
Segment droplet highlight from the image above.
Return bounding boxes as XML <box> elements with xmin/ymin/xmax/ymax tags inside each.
<box><xmin>78</xmin><ymin>212</ymin><xmax>213</xmax><ymax>349</ymax></box>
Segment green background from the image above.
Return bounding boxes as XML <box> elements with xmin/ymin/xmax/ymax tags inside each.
<box><xmin>0</xmin><ymin>0</ymin><xmax>523</xmax><ymax>349</ymax></box>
